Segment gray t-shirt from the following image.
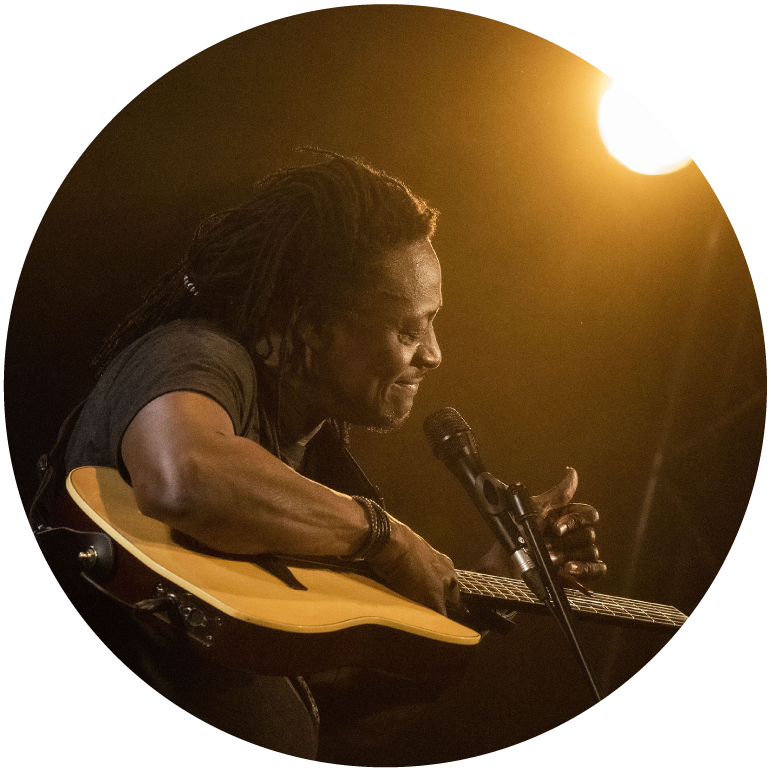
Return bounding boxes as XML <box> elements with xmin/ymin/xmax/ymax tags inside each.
<box><xmin>66</xmin><ymin>319</ymin><xmax>305</xmax><ymax>479</ymax></box>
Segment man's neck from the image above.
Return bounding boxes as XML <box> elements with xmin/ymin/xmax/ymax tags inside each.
<box><xmin>261</xmin><ymin>365</ymin><xmax>327</xmax><ymax>446</ymax></box>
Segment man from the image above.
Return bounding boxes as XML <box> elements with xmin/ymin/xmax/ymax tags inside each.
<box><xmin>43</xmin><ymin>151</ymin><xmax>604</xmax><ymax>761</ymax></box>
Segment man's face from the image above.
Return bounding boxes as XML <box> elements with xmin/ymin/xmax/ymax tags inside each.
<box><xmin>309</xmin><ymin>238</ymin><xmax>443</xmax><ymax>429</ymax></box>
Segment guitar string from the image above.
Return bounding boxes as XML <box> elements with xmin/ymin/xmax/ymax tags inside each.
<box><xmin>455</xmin><ymin>570</ymin><xmax>686</xmax><ymax>626</ymax></box>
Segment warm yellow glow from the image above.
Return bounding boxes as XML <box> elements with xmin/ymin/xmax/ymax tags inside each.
<box><xmin>598</xmin><ymin>81</ymin><xmax>692</xmax><ymax>175</ymax></box>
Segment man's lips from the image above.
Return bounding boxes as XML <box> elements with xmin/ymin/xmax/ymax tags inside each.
<box><xmin>392</xmin><ymin>377</ymin><xmax>424</xmax><ymax>394</ymax></box>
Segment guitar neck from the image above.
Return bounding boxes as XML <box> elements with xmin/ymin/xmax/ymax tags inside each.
<box><xmin>457</xmin><ymin>570</ymin><xmax>687</xmax><ymax>631</ymax></box>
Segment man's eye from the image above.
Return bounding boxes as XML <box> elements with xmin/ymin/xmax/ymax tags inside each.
<box><xmin>399</xmin><ymin>331</ymin><xmax>422</xmax><ymax>343</ymax></box>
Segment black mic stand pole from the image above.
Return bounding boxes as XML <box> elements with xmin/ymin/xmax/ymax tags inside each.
<box><xmin>506</xmin><ymin>482</ymin><xmax>605</xmax><ymax>703</ymax></box>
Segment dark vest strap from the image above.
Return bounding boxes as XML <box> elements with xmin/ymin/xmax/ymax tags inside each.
<box><xmin>306</xmin><ymin>423</ymin><xmax>385</xmax><ymax>507</ymax></box>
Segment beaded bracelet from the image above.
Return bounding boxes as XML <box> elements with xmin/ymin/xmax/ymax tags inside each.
<box><xmin>348</xmin><ymin>496</ymin><xmax>392</xmax><ymax>561</ymax></box>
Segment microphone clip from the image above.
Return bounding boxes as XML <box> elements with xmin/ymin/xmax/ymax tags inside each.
<box><xmin>505</xmin><ymin>482</ymin><xmax>539</xmax><ymax>524</ymax></box>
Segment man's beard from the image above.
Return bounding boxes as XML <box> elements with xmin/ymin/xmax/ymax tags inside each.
<box><xmin>363</xmin><ymin>406</ymin><xmax>410</xmax><ymax>434</ymax></box>
<box><xmin>365</xmin><ymin>422</ymin><xmax>400</xmax><ymax>435</ymax></box>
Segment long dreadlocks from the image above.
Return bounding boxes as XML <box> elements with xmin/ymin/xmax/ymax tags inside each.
<box><xmin>96</xmin><ymin>150</ymin><xmax>438</xmax><ymax>448</ymax></box>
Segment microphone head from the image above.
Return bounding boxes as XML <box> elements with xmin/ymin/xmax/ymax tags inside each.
<box><xmin>423</xmin><ymin>407</ymin><xmax>478</xmax><ymax>463</ymax></box>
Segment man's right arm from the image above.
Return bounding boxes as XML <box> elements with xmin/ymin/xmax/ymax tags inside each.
<box><xmin>121</xmin><ymin>390</ymin><xmax>460</xmax><ymax>615</ymax></box>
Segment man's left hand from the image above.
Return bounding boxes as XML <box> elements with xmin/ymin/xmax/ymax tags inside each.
<box><xmin>532</xmin><ymin>467</ymin><xmax>606</xmax><ymax>584</ymax></box>
<box><xmin>475</xmin><ymin>467</ymin><xmax>606</xmax><ymax>585</ymax></box>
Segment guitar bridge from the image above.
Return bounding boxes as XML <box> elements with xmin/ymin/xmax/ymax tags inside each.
<box><xmin>151</xmin><ymin>582</ymin><xmax>224</xmax><ymax>647</ymax></box>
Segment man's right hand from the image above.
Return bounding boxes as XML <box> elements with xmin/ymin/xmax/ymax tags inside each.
<box><xmin>367</xmin><ymin>518</ymin><xmax>461</xmax><ymax>617</ymax></box>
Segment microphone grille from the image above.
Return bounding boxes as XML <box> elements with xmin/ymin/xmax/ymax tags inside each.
<box><xmin>423</xmin><ymin>407</ymin><xmax>476</xmax><ymax>460</ymax></box>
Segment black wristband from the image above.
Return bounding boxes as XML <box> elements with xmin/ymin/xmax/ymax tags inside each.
<box><xmin>348</xmin><ymin>496</ymin><xmax>392</xmax><ymax>561</ymax></box>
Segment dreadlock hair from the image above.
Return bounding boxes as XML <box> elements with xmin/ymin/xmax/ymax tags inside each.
<box><xmin>96</xmin><ymin>149</ymin><xmax>438</xmax><ymax>449</ymax></box>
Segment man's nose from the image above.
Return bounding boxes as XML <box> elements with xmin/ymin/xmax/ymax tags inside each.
<box><xmin>416</xmin><ymin>326</ymin><xmax>441</xmax><ymax>370</ymax></box>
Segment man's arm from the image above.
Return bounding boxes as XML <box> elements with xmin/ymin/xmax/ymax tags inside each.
<box><xmin>121</xmin><ymin>390</ymin><xmax>460</xmax><ymax>614</ymax></box>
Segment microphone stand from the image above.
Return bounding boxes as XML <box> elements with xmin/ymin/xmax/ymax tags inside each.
<box><xmin>506</xmin><ymin>483</ymin><xmax>605</xmax><ymax>703</ymax></box>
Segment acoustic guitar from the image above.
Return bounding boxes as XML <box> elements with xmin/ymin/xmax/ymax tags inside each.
<box><xmin>40</xmin><ymin>466</ymin><xmax>687</xmax><ymax>686</ymax></box>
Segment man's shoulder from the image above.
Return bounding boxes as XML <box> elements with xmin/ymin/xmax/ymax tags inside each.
<box><xmin>66</xmin><ymin>319</ymin><xmax>262</xmax><ymax>473</ymax></box>
<box><xmin>112</xmin><ymin>319</ymin><xmax>254</xmax><ymax>373</ymax></box>
<box><xmin>138</xmin><ymin>318</ymin><xmax>244</xmax><ymax>349</ymax></box>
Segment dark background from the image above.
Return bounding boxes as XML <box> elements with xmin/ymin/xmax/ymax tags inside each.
<box><xmin>5</xmin><ymin>6</ymin><xmax>765</xmax><ymax>765</ymax></box>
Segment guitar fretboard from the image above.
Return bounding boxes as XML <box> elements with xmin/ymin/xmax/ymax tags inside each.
<box><xmin>457</xmin><ymin>570</ymin><xmax>687</xmax><ymax>631</ymax></box>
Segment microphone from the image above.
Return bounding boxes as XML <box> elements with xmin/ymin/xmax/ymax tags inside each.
<box><xmin>423</xmin><ymin>407</ymin><xmax>548</xmax><ymax>602</ymax></box>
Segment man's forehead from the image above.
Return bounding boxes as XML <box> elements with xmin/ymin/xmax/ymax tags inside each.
<box><xmin>366</xmin><ymin>241</ymin><xmax>441</xmax><ymax>296</ymax></box>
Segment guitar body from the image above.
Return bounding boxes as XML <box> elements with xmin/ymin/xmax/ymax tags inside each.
<box><xmin>46</xmin><ymin>466</ymin><xmax>480</xmax><ymax>686</ymax></box>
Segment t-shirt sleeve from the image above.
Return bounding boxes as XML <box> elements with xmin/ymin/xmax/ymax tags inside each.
<box><xmin>66</xmin><ymin>321</ymin><xmax>258</xmax><ymax>480</ymax></box>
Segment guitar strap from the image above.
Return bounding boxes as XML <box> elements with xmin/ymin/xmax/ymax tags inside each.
<box><xmin>26</xmin><ymin>401</ymin><xmax>137</xmax><ymax>642</ymax></box>
<box><xmin>28</xmin><ymin>399</ymin><xmax>87</xmax><ymax>532</ymax></box>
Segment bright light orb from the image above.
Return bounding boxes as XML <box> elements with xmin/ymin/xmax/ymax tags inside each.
<box><xmin>598</xmin><ymin>81</ymin><xmax>692</xmax><ymax>175</ymax></box>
